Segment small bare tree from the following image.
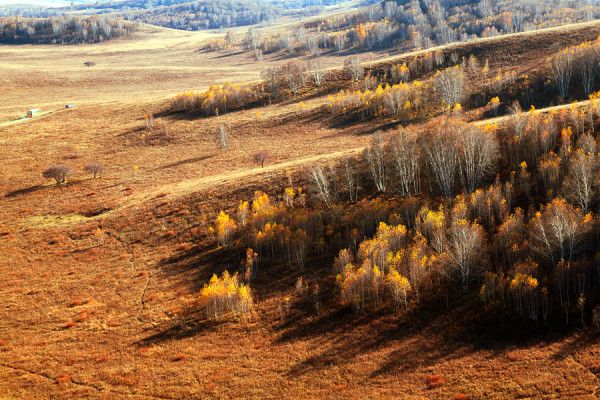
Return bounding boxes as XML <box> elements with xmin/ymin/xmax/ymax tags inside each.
<box><xmin>217</xmin><ymin>124</ymin><xmax>229</xmax><ymax>152</ymax></box>
<box><xmin>562</xmin><ymin>149</ymin><xmax>597</xmax><ymax>213</ymax></box>
<box><xmin>340</xmin><ymin>157</ymin><xmax>359</xmax><ymax>202</ymax></box>
<box><xmin>576</xmin><ymin>46</ymin><xmax>597</xmax><ymax>98</ymax></box>
<box><xmin>529</xmin><ymin>198</ymin><xmax>590</xmax><ymax>264</ymax></box>
<box><xmin>283</xmin><ymin>60</ymin><xmax>308</xmax><ymax>97</ymax></box>
<box><xmin>420</xmin><ymin>120</ymin><xmax>459</xmax><ymax>197</ymax></box>
<box><xmin>446</xmin><ymin>219</ymin><xmax>486</xmax><ymax>293</ymax></box>
<box><xmin>254</xmin><ymin>150</ymin><xmax>269</xmax><ymax>168</ymax></box>
<box><xmin>434</xmin><ymin>65</ymin><xmax>466</xmax><ymax>108</ymax></box>
<box><xmin>344</xmin><ymin>57</ymin><xmax>364</xmax><ymax>81</ymax></box>
<box><xmin>84</xmin><ymin>163</ymin><xmax>103</xmax><ymax>179</ymax></box>
<box><xmin>43</xmin><ymin>165</ymin><xmax>71</xmax><ymax>184</ymax></box>
<box><xmin>261</xmin><ymin>66</ymin><xmax>281</xmax><ymax>99</ymax></box>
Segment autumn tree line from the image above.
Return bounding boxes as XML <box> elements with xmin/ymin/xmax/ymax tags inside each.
<box><xmin>172</xmin><ymin>35</ymin><xmax>600</xmax><ymax>127</ymax></box>
<box><xmin>0</xmin><ymin>15</ymin><xmax>133</xmax><ymax>44</ymax></box>
<box><xmin>170</xmin><ymin>58</ymin><xmax>328</xmax><ymax>115</ymax></box>
<box><xmin>202</xmin><ymin>102</ymin><xmax>600</xmax><ymax>328</ymax></box>
<box><xmin>209</xmin><ymin>0</ymin><xmax>600</xmax><ymax>59</ymax></box>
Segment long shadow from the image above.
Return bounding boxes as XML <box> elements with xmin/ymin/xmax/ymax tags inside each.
<box><xmin>5</xmin><ymin>184</ymin><xmax>46</xmax><ymax>198</ymax></box>
<box><xmin>279</xmin><ymin>294</ymin><xmax>577</xmax><ymax>378</ymax></box>
<box><xmin>5</xmin><ymin>180</ymin><xmax>85</xmax><ymax>198</ymax></box>
<box><xmin>152</xmin><ymin>155</ymin><xmax>213</xmax><ymax>171</ymax></box>
<box><xmin>551</xmin><ymin>330</ymin><xmax>600</xmax><ymax>361</ymax></box>
<box><xmin>135</xmin><ymin>308</ymin><xmax>225</xmax><ymax>347</ymax></box>
<box><xmin>157</xmin><ymin>243</ymin><xmax>232</xmax><ymax>293</ymax></box>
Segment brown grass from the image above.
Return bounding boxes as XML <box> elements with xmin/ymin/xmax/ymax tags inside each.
<box><xmin>0</xmin><ymin>20</ymin><xmax>599</xmax><ymax>400</ymax></box>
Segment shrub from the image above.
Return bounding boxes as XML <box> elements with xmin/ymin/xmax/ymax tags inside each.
<box><xmin>84</xmin><ymin>163</ymin><xmax>103</xmax><ymax>179</ymax></box>
<box><xmin>254</xmin><ymin>151</ymin><xmax>269</xmax><ymax>168</ymax></box>
<box><xmin>42</xmin><ymin>165</ymin><xmax>70</xmax><ymax>184</ymax></box>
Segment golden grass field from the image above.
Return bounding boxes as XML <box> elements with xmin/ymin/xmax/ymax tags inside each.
<box><xmin>0</xmin><ymin>20</ymin><xmax>599</xmax><ymax>399</ymax></box>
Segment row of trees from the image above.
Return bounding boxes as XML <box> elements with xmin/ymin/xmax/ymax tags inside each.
<box><xmin>171</xmin><ymin>59</ymin><xmax>327</xmax><ymax>115</ymax></box>
<box><xmin>0</xmin><ymin>16</ymin><xmax>132</xmax><ymax>44</ymax></box>
<box><xmin>125</xmin><ymin>0</ymin><xmax>278</xmax><ymax>31</ymax></box>
<box><xmin>549</xmin><ymin>38</ymin><xmax>600</xmax><ymax>100</ymax></box>
<box><xmin>229</xmin><ymin>0</ymin><xmax>600</xmax><ymax>58</ymax></box>
<box><xmin>171</xmin><ymin>83</ymin><xmax>261</xmax><ymax>116</ymax></box>
<box><xmin>42</xmin><ymin>163</ymin><xmax>103</xmax><ymax>184</ymax></box>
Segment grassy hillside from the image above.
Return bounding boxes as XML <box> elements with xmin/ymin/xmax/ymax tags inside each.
<box><xmin>0</xmin><ymin>9</ymin><xmax>599</xmax><ymax>400</ymax></box>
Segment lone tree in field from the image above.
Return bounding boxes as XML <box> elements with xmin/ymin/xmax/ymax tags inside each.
<box><xmin>84</xmin><ymin>163</ymin><xmax>103</xmax><ymax>179</ymax></box>
<box><xmin>254</xmin><ymin>150</ymin><xmax>269</xmax><ymax>168</ymax></box>
<box><xmin>217</xmin><ymin>124</ymin><xmax>229</xmax><ymax>152</ymax></box>
<box><xmin>42</xmin><ymin>165</ymin><xmax>71</xmax><ymax>185</ymax></box>
<box><xmin>550</xmin><ymin>49</ymin><xmax>573</xmax><ymax>100</ymax></box>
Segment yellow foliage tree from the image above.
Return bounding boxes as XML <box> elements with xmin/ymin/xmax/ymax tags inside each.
<box><xmin>200</xmin><ymin>271</ymin><xmax>254</xmax><ymax>319</ymax></box>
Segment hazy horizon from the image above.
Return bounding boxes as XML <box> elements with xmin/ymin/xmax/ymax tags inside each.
<box><xmin>0</xmin><ymin>0</ymin><xmax>80</xmax><ymax>7</ymax></box>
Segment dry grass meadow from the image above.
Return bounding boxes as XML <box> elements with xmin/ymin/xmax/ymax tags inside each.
<box><xmin>0</xmin><ymin>19</ymin><xmax>599</xmax><ymax>399</ymax></box>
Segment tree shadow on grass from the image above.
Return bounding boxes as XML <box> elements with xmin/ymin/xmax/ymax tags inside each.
<box><xmin>277</xmin><ymin>295</ymin><xmax>577</xmax><ymax>378</ymax></box>
<box><xmin>5</xmin><ymin>180</ymin><xmax>85</xmax><ymax>198</ymax></box>
<box><xmin>152</xmin><ymin>155</ymin><xmax>214</xmax><ymax>171</ymax></box>
<box><xmin>135</xmin><ymin>308</ymin><xmax>225</xmax><ymax>347</ymax></box>
<box><xmin>5</xmin><ymin>184</ymin><xmax>46</xmax><ymax>198</ymax></box>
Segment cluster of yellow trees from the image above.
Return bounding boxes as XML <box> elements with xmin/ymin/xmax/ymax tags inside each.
<box><xmin>172</xmin><ymin>83</ymin><xmax>260</xmax><ymax>116</ymax></box>
<box><xmin>327</xmin><ymin>81</ymin><xmax>425</xmax><ymax>120</ymax></box>
<box><xmin>199</xmin><ymin>271</ymin><xmax>254</xmax><ymax>319</ymax></box>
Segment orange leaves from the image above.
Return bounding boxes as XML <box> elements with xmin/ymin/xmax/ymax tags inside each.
<box><xmin>488</xmin><ymin>96</ymin><xmax>500</xmax><ymax>107</ymax></box>
<box><xmin>426</xmin><ymin>374</ymin><xmax>446</xmax><ymax>389</ymax></box>
<box><xmin>355</xmin><ymin>23</ymin><xmax>367</xmax><ymax>42</ymax></box>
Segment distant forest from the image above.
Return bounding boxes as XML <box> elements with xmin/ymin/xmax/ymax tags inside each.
<box><xmin>123</xmin><ymin>0</ymin><xmax>280</xmax><ymax>31</ymax></box>
<box><xmin>236</xmin><ymin>0</ymin><xmax>600</xmax><ymax>56</ymax></box>
<box><xmin>0</xmin><ymin>0</ymin><xmax>351</xmax><ymax>31</ymax></box>
<box><xmin>0</xmin><ymin>15</ymin><xmax>133</xmax><ymax>44</ymax></box>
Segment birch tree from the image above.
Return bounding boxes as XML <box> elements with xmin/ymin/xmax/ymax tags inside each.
<box><xmin>420</xmin><ymin>120</ymin><xmax>459</xmax><ymax>197</ymax></box>
<box><xmin>364</xmin><ymin>131</ymin><xmax>387</xmax><ymax>192</ymax></box>
<box><xmin>562</xmin><ymin>149</ymin><xmax>597</xmax><ymax>213</ymax></box>
<box><xmin>456</xmin><ymin>124</ymin><xmax>500</xmax><ymax>193</ymax></box>
<box><xmin>550</xmin><ymin>49</ymin><xmax>573</xmax><ymax>100</ymax></box>
<box><xmin>390</xmin><ymin>129</ymin><xmax>421</xmax><ymax>196</ymax></box>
